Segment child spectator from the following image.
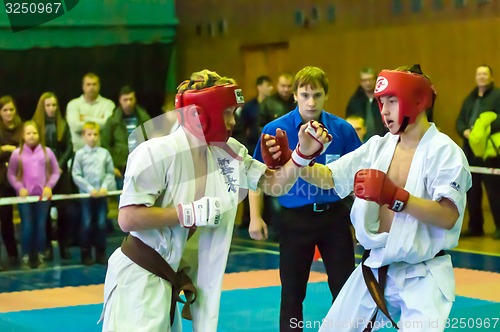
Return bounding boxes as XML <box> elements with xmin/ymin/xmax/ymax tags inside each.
<box><xmin>72</xmin><ymin>121</ymin><xmax>115</xmax><ymax>265</ymax></box>
<box><xmin>7</xmin><ymin>121</ymin><xmax>60</xmax><ymax>268</ymax></box>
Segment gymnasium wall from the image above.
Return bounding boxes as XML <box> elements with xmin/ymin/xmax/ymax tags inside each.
<box><xmin>175</xmin><ymin>0</ymin><xmax>500</xmax><ymax>143</ymax></box>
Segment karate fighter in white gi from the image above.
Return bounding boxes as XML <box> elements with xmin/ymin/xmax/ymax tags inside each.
<box><xmin>100</xmin><ymin>69</ymin><xmax>332</xmax><ymax>332</ymax></box>
<box><xmin>261</xmin><ymin>65</ymin><xmax>472</xmax><ymax>331</ymax></box>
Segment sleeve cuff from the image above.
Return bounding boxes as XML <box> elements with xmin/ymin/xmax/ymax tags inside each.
<box><xmin>119</xmin><ymin>192</ymin><xmax>156</xmax><ymax>209</ymax></box>
<box><xmin>246</xmin><ymin>160</ymin><xmax>268</xmax><ymax>191</ymax></box>
<box><xmin>433</xmin><ymin>185</ymin><xmax>463</xmax><ymax>212</ymax></box>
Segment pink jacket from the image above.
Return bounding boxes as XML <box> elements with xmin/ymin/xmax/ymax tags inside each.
<box><xmin>7</xmin><ymin>144</ymin><xmax>60</xmax><ymax>195</ymax></box>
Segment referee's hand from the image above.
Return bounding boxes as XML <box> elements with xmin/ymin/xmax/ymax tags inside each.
<box><xmin>249</xmin><ymin>217</ymin><xmax>268</xmax><ymax>241</ymax></box>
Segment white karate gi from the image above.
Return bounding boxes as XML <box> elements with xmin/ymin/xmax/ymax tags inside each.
<box><xmin>319</xmin><ymin>124</ymin><xmax>471</xmax><ymax>332</ymax></box>
<box><xmin>100</xmin><ymin>127</ymin><xmax>267</xmax><ymax>332</ymax></box>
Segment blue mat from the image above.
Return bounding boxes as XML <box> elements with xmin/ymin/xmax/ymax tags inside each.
<box><xmin>0</xmin><ymin>282</ymin><xmax>498</xmax><ymax>331</ymax></box>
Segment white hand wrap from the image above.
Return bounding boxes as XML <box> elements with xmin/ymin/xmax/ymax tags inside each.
<box><xmin>306</xmin><ymin>124</ymin><xmax>332</xmax><ymax>155</ymax></box>
<box><xmin>177</xmin><ymin>197</ymin><xmax>222</xmax><ymax>228</ymax></box>
<box><xmin>291</xmin><ymin>121</ymin><xmax>332</xmax><ymax>167</ymax></box>
<box><xmin>291</xmin><ymin>148</ymin><xmax>315</xmax><ymax>167</ymax></box>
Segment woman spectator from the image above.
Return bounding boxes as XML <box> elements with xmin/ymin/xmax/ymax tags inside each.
<box><xmin>0</xmin><ymin>96</ymin><xmax>22</xmax><ymax>269</ymax></box>
<box><xmin>32</xmin><ymin>92</ymin><xmax>74</xmax><ymax>260</ymax></box>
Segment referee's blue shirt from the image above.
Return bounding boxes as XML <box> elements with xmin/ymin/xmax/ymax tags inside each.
<box><xmin>253</xmin><ymin>107</ymin><xmax>362</xmax><ymax>208</ymax></box>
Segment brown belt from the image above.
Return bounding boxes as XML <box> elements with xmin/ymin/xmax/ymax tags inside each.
<box><xmin>361</xmin><ymin>249</ymin><xmax>445</xmax><ymax>331</ymax></box>
<box><xmin>120</xmin><ymin>234</ymin><xmax>197</xmax><ymax>325</ymax></box>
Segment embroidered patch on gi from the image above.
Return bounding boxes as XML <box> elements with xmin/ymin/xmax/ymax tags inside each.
<box><xmin>218</xmin><ymin>157</ymin><xmax>238</xmax><ymax>193</ymax></box>
<box><xmin>450</xmin><ymin>181</ymin><xmax>460</xmax><ymax>192</ymax></box>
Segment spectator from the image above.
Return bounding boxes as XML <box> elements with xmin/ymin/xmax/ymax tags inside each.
<box><xmin>258</xmin><ymin>73</ymin><xmax>296</xmax><ymax>238</ymax></box>
<box><xmin>0</xmin><ymin>96</ymin><xmax>22</xmax><ymax>268</ymax></box>
<box><xmin>346</xmin><ymin>114</ymin><xmax>367</xmax><ymax>143</ymax></box>
<box><xmin>101</xmin><ymin>86</ymin><xmax>151</xmax><ymax>190</ymax></box>
<box><xmin>232</xmin><ymin>75</ymin><xmax>274</xmax><ymax>229</ymax></box>
<box><xmin>7</xmin><ymin>121</ymin><xmax>60</xmax><ymax>269</ymax></box>
<box><xmin>260</xmin><ymin>73</ymin><xmax>295</xmax><ymax>126</ymax></box>
<box><xmin>32</xmin><ymin>92</ymin><xmax>74</xmax><ymax>260</ymax></box>
<box><xmin>72</xmin><ymin>122</ymin><xmax>116</xmax><ymax>265</ymax></box>
<box><xmin>456</xmin><ymin>65</ymin><xmax>500</xmax><ymax>239</ymax></box>
<box><xmin>66</xmin><ymin>73</ymin><xmax>115</xmax><ymax>151</ymax></box>
<box><xmin>346</xmin><ymin>67</ymin><xmax>387</xmax><ymax>139</ymax></box>
<box><xmin>233</xmin><ymin>75</ymin><xmax>273</xmax><ymax>155</ymax></box>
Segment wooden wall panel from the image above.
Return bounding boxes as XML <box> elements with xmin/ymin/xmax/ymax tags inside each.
<box><xmin>176</xmin><ymin>0</ymin><xmax>500</xmax><ymax>142</ymax></box>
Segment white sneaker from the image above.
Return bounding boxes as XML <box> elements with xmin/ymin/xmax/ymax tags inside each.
<box><xmin>50</xmin><ymin>207</ymin><xmax>58</xmax><ymax>220</ymax></box>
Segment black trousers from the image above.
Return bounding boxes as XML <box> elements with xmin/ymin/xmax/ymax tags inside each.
<box><xmin>465</xmin><ymin>146</ymin><xmax>500</xmax><ymax>233</ymax></box>
<box><xmin>279</xmin><ymin>201</ymin><xmax>355</xmax><ymax>331</ymax></box>
<box><xmin>0</xmin><ymin>184</ymin><xmax>18</xmax><ymax>259</ymax></box>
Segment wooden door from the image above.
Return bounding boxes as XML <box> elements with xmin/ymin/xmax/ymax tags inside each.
<box><xmin>240</xmin><ymin>42</ymin><xmax>290</xmax><ymax>100</ymax></box>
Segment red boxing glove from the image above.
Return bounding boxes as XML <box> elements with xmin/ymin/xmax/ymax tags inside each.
<box><xmin>353</xmin><ymin>169</ymin><xmax>409</xmax><ymax>212</ymax></box>
<box><xmin>260</xmin><ymin>130</ymin><xmax>292</xmax><ymax>169</ymax></box>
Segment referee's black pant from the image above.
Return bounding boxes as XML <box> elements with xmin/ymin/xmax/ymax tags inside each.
<box><xmin>279</xmin><ymin>200</ymin><xmax>355</xmax><ymax>332</ymax></box>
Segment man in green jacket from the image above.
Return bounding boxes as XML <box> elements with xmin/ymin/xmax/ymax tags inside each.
<box><xmin>101</xmin><ymin>86</ymin><xmax>151</xmax><ymax>189</ymax></box>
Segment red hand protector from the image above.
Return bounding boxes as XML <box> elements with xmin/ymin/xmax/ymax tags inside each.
<box><xmin>260</xmin><ymin>130</ymin><xmax>292</xmax><ymax>169</ymax></box>
<box><xmin>353</xmin><ymin>169</ymin><xmax>409</xmax><ymax>212</ymax></box>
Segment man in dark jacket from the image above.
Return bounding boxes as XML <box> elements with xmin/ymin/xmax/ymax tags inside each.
<box><xmin>233</xmin><ymin>75</ymin><xmax>273</xmax><ymax>155</ymax></box>
<box><xmin>101</xmin><ymin>86</ymin><xmax>151</xmax><ymax>189</ymax></box>
<box><xmin>345</xmin><ymin>67</ymin><xmax>387</xmax><ymax>139</ymax></box>
<box><xmin>260</xmin><ymin>73</ymin><xmax>296</xmax><ymax>126</ymax></box>
<box><xmin>456</xmin><ymin>65</ymin><xmax>500</xmax><ymax>239</ymax></box>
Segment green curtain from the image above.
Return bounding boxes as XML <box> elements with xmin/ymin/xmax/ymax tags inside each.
<box><xmin>0</xmin><ymin>1</ymin><xmax>178</xmax><ymax>120</ymax></box>
<box><xmin>0</xmin><ymin>0</ymin><xmax>177</xmax><ymax>49</ymax></box>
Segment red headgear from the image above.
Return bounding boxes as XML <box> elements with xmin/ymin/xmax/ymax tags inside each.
<box><xmin>175</xmin><ymin>84</ymin><xmax>245</xmax><ymax>143</ymax></box>
<box><xmin>374</xmin><ymin>69</ymin><xmax>435</xmax><ymax>132</ymax></box>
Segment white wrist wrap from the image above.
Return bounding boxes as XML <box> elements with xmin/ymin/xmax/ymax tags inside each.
<box><xmin>291</xmin><ymin>148</ymin><xmax>313</xmax><ymax>167</ymax></box>
<box><xmin>178</xmin><ymin>197</ymin><xmax>222</xmax><ymax>228</ymax></box>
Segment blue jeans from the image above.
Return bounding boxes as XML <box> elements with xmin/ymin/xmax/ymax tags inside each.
<box><xmin>18</xmin><ymin>201</ymin><xmax>50</xmax><ymax>256</ymax></box>
<box><xmin>80</xmin><ymin>197</ymin><xmax>108</xmax><ymax>248</ymax></box>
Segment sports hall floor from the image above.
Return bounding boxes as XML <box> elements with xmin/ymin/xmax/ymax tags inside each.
<box><xmin>0</xmin><ymin>201</ymin><xmax>499</xmax><ymax>332</ymax></box>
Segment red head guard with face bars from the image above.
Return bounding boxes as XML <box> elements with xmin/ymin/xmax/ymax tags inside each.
<box><xmin>175</xmin><ymin>83</ymin><xmax>245</xmax><ymax>144</ymax></box>
<box><xmin>374</xmin><ymin>69</ymin><xmax>435</xmax><ymax>132</ymax></box>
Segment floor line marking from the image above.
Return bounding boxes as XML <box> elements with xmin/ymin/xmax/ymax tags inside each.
<box><xmin>451</xmin><ymin>247</ymin><xmax>500</xmax><ymax>257</ymax></box>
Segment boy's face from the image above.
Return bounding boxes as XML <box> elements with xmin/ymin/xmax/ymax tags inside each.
<box><xmin>223</xmin><ymin>107</ymin><xmax>237</xmax><ymax>133</ymax></box>
<box><xmin>347</xmin><ymin>118</ymin><xmax>367</xmax><ymax>141</ymax></box>
<box><xmin>83</xmin><ymin>128</ymin><xmax>99</xmax><ymax>147</ymax></box>
<box><xmin>294</xmin><ymin>84</ymin><xmax>326</xmax><ymax>123</ymax></box>
<box><xmin>379</xmin><ymin>95</ymin><xmax>400</xmax><ymax>134</ymax></box>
